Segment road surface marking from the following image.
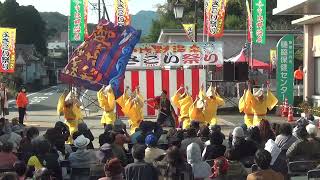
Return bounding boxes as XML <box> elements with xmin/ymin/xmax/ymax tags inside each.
<box><xmin>8</xmin><ymin>86</ymin><xmax>57</xmax><ymax>104</ymax></box>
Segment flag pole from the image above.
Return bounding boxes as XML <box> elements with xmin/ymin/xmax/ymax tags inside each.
<box><xmin>250</xmin><ymin>0</ymin><xmax>253</xmax><ymax>70</ymax></box>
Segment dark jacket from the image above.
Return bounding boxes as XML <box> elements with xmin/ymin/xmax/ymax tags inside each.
<box><xmin>232</xmin><ymin>138</ymin><xmax>257</xmax><ymax>158</ymax></box>
<box><xmin>202</xmin><ymin>144</ymin><xmax>226</xmax><ymax>160</ymax></box>
<box><xmin>125</xmin><ymin>160</ymin><xmax>158</xmax><ymax>180</ymax></box>
<box><xmin>154</xmin><ymin>157</ymin><xmax>194</xmax><ymax>180</ymax></box>
<box><xmin>81</xmin><ymin>129</ymin><xmax>95</xmax><ymax>149</ymax></box>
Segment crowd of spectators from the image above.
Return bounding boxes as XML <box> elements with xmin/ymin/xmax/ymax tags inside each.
<box><xmin>0</xmin><ymin>115</ymin><xmax>320</xmax><ymax>180</ymax></box>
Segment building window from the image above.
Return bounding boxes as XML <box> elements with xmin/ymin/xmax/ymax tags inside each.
<box><xmin>315</xmin><ymin>58</ymin><xmax>320</xmax><ymax>95</ymax></box>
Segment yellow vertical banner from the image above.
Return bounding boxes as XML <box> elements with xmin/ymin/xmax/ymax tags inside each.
<box><xmin>0</xmin><ymin>28</ymin><xmax>16</xmax><ymax>73</ymax></box>
<box><xmin>114</xmin><ymin>0</ymin><xmax>130</xmax><ymax>26</ymax></box>
<box><xmin>270</xmin><ymin>49</ymin><xmax>276</xmax><ymax>66</ymax></box>
<box><xmin>182</xmin><ymin>24</ymin><xmax>196</xmax><ymax>42</ymax></box>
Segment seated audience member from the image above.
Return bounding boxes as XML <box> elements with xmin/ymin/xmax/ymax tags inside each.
<box><xmin>202</xmin><ymin>131</ymin><xmax>226</xmax><ymax>161</ymax></box>
<box><xmin>210</xmin><ymin>125</ymin><xmax>226</xmax><ymax>139</ymax></box>
<box><xmin>13</xmin><ymin>161</ymin><xmax>27</xmax><ymax>180</ymax></box>
<box><xmin>0</xmin><ymin>172</ymin><xmax>18</xmax><ymax>180</ymax></box>
<box><xmin>27</xmin><ymin>140</ymin><xmax>61</xmax><ymax>179</ymax></box>
<box><xmin>197</xmin><ymin>125</ymin><xmax>210</xmax><ymax>142</ymax></box>
<box><xmin>125</xmin><ymin>144</ymin><xmax>158</xmax><ymax>180</ymax></box>
<box><xmin>259</xmin><ymin>119</ymin><xmax>275</xmax><ymax>144</ymax></box>
<box><xmin>292</xmin><ymin>118</ymin><xmax>309</xmax><ymax>138</ymax></box>
<box><xmin>33</xmin><ymin>168</ymin><xmax>54</xmax><ymax>180</ymax></box>
<box><xmin>246</xmin><ymin>126</ymin><xmax>263</xmax><ymax>149</ymax></box>
<box><xmin>180</xmin><ymin>128</ymin><xmax>204</xmax><ymax>153</ymax></box>
<box><xmin>0</xmin><ymin>127</ymin><xmax>22</xmax><ymax>153</ymax></box>
<box><xmin>78</xmin><ymin>123</ymin><xmax>95</xmax><ymax>149</ymax></box>
<box><xmin>275</xmin><ymin>123</ymin><xmax>297</xmax><ymax>152</ymax></box>
<box><xmin>136</xmin><ymin>121</ymin><xmax>157</xmax><ymax>144</ymax></box>
<box><xmin>111</xmin><ymin>132</ymin><xmax>128</xmax><ymax>166</ymax></box>
<box><xmin>69</xmin><ymin>135</ymin><xmax>97</xmax><ymax>168</ymax></box>
<box><xmin>99</xmin><ymin>158</ymin><xmax>124</xmax><ymax>180</ymax></box>
<box><xmin>144</xmin><ymin>134</ymin><xmax>166</xmax><ymax>163</ymax></box>
<box><xmin>130</xmin><ymin>127</ymin><xmax>142</xmax><ymax>144</ymax></box>
<box><xmin>264</xmin><ymin>140</ymin><xmax>288</xmax><ymax>178</ymax></box>
<box><xmin>19</xmin><ymin>127</ymin><xmax>39</xmax><ymax>162</ymax></box>
<box><xmin>247</xmin><ymin>149</ymin><xmax>284</xmax><ymax>180</ymax></box>
<box><xmin>154</xmin><ymin>146</ymin><xmax>193</xmax><ymax>180</ymax></box>
<box><xmin>98</xmin><ymin>132</ymin><xmax>115</xmax><ymax>163</ymax></box>
<box><xmin>286</xmin><ymin>127</ymin><xmax>314</xmax><ymax>161</ymax></box>
<box><xmin>271</xmin><ymin>123</ymin><xmax>281</xmax><ymax>137</ymax></box>
<box><xmin>306</xmin><ymin>124</ymin><xmax>320</xmax><ymax>156</ymax></box>
<box><xmin>114</xmin><ymin>129</ymin><xmax>130</xmax><ymax>150</ymax></box>
<box><xmin>10</xmin><ymin>118</ymin><xmax>23</xmax><ymax>136</ymax></box>
<box><xmin>224</xmin><ymin>149</ymin><xmax>247</xmax><ymax>179</ymax></box>
<box><xmin>187</xmin><ymin>143</ymin><xmax>211</xmax><ymax>180</ymax></box>
<box><xmin>210</xmin><ymin>156</ymin><xmax>229</xmax><ymax>179</ymax></box>
<box><xmin>0</xmin><ymin>142</ymin><xmax>17</xmax><ymax>169</ymax></box>
<box><xmin>231</xmin><ymin>127</ymin><xmax>257</xmax><ymax>158</ymax></box>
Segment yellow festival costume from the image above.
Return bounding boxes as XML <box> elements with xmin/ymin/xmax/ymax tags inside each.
<box><xmin>57</xmin><ymin>92</ymin><xmax>83</xmax><ymax>144</ymax></box>
<box><xmin>97</xmin><ymin>86</ymin><xmax>116</xmax><ymax>125</ymax></box>
<box><xmin>203</xmin><ymin>86</ymin><xmax>225</xmax><ymax>126</ymax></box>
<box><xmin>117</xmin><ymin>88</ymin><xmax>144</xmax><ymax>134</ymax></box>
<box><xmin>171</xmin><ymin>90</ymin><xmax>193</xmax><ymax>129</ymax></box>
<box><xmin>239</xmin><ymin>90</ymin><xmax>254</xmax><ymax>127</ymax></box>
<box><xmin>246</xmin><ymin>88</ymin><xmax>278</xmax><ymax>126</ymax></box>
<box><xmin>189</xmin><ymin>88</ymin><xmax>206</xmax><ymax>126</ymax></box>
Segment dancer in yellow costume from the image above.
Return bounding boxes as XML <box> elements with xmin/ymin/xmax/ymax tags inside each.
<box><xmin>246</xmin><ymin>84</ymin><xmax>278</xmax><ymax>126</ymax></box>
<box><xmin>239</xmin><ymin>89</ymin><xmax>254</xmax><ymax>127</ymax></box>
<box><xmin>203</xmin><ymin>86</ymin><xmax>225</xmax><ymax>126</ymax></box>
<box><xmin>117</xmin><ymin>87</ymin><xmax>144</xmax><ymax>134</ymax></box>
<box><xmin>189</xmin><ymin>97</ymin><xmax>206</xmax><ymax>126</ymax></box>
<box><xmin>171</xmin><ymin>86</ymin><xmax>193</xmax><ymax>129</ymax></box>
<box><xmin>57</xmin><ymin>90</ymin><xmax>83</xmax><ymax>143</ymax></box>
<box><xmin>97</xmin><ymin>85</ymin><xmax>116</xmax><ymax>128</ymax></box>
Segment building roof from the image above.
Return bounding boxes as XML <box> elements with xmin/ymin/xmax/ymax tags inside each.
<box><xmin>273</xmin><ymin>0</ymin><xmax>320</xmax><ymax>15</ymax></box>
<box><xmin>16</xmin><ymin>44</ymin><xmax>41</xmax><ymax>63</ymax></box>
<box><xmin>292</xmin><ymin>15</ymin><xmax>320</xmax><ymax>25</ymax></box>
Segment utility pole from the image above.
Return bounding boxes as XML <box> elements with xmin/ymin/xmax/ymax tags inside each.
<box><xmin>98</xmin><ymin>0</ymin><xmax>101</xmax><ymax>22</ymax></box>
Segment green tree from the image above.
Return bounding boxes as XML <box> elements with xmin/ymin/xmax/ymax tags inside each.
<box><xmin>0</xmin><ymin>0</ymin><xmax>48</xmax><ymax>56</ymax></box>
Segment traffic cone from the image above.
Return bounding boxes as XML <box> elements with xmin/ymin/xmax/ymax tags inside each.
<box><xmin>282</xmin><ymin>98</ymin><xmax>289</xmax><ymax>117</ymax></box>
<box><xmin>288</xmin><ymin>106</ymin><xmax>294</xmax><ymax>122</ymax></box>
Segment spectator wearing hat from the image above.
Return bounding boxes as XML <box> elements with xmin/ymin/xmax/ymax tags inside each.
<box><xmin>306</xmin><ymin>124</ymin><xmax>320</xmax><ymax>156</ymax></box>
<box><xmin>202</xmin><ymin>131</ymin><xmax>226</xmax><ymax>161</ymax></box>
<box><xmin>144</xmin><ymin>134</ymin><xmax>166</xmax><ymax>163</ymax></box>
<box><xmin>287</xmin><ymin>127</ymin><xmax>314</xmax><ymax>161</ymax></box>
<box><xmin>230</xmin><ymin>127</ymin><xmax>257</xmax><ymax>159</ymax></box>
<box><xmin>125</xmin><ymin>144</ymin><xmax>158</xmax><ymax>180</ymax></box>
<box><xmin>0</xmin><ymin>142</ymin><xmax>17</xmax><ymax>169</ymax></box>
<box><xmin>78</xmin><ymin>122</ymin><xmax>94</xmax><ymax>149</ymax></box>
<box><xmin>247</xmin><ymin>149</ymin><xmax>284</xmax><ymax>180</ymax></box>
<box><xmin>275</xmin><ymin>123</ymin><xmax>297</xmax><ymax>152</ymax></box>
<box><xmin>69</xmin><ymin>135</ymin><xmax>97</xmax><ymax>168</ymax></box>
<box><xmin>210</xmin><ymin>156</ymin><xmax>229</xmax><ymax>179</ymax></box>
<box><xmin>99</xmin><ymin>158</ymin><xmax>124</xmax><ymax>180</ymax></box>
<box><xmin>187</xmin><ymin>143</ymin><xmax>211</xmax><ymax>180</ymax></box>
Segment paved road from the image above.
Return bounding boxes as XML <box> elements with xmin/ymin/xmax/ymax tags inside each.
<box><xmin>4</xmin><ymin>85</ymin><xmax>291</xmax><ymax>146</ymax></box>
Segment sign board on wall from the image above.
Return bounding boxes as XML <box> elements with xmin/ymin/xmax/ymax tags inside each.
<box><xmin>128</xmin><ymin>42</ymin><xmax>223</xmax><ymax>68</ymax></box>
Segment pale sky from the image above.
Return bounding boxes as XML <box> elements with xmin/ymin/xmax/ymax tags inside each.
<box><xmin>0</xmin><ymin>0</ymin><xmax>166</xmax><ymax>23</ymax></box>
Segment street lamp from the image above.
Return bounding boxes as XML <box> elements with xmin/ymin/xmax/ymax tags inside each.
<box><xmin>173</xmin><ymin>0</ymin><xmax>198</xmax><ymax>42</ymax></box>
<box><xmin>173</xmin><ymin>0</ymin><xmax>184</xmax><ymax>19</ymax></box>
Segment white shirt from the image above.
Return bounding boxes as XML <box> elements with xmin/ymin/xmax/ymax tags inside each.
<box><xmin>144</xmin><ymin>147</ymin><xmax>166</xmax><ymax>163</ymax></box>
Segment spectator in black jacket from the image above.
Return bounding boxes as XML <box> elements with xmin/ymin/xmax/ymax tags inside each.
<box><xmin>125</xmin><ymin>144</ymin><xmax>158</xmax><ymax>180</ymax></box>
<box><xmin>202</xmin><ymin>131</ymin><xmax>226</xmax><ymax>160</ymax></box>
<box><xmin>78</xmin><ymin>123</ymin><xmax>94</xmax><ymax>149</ymax></box>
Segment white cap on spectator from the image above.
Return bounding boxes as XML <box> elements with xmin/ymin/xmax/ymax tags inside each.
<box><xmin>306</xmin><ymin>124</ymin><xmax>318</xmax><ymax>136</ymax></box>
<box><xmin>74</xmin><ymin>135</ymin><xmax>90</xmax><ymax>149</ymax></box>
<box><xmin>232</xmin><ymin>127</ymin><xmax>244</xmax><ymax>138</ymax></box>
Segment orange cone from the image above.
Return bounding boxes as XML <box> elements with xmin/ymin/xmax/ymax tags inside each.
<box><xmin>282</xmin><ymin>98</ymin><xmax>289</xmax><ymax>117</ymax></box>
<box><xmin>288</xmin><ymin>106</ymin><xmax>294</xmax><ymax>122</ymax></box>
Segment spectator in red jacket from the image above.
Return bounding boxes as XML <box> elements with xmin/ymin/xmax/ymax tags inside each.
<box><xmin>16</xmin><ymin>87</ymin><xmax>29</xmax><ymax>125</ymax></box>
